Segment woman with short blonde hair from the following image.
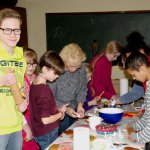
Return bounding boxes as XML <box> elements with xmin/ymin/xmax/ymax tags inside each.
<box><xmin>49</xmin><ymin>43</ymin><xmax>88</xmax><ymax>135</ymax></box>
<box><xmin>60</xmin><ymin>43</ymin><xmax>86</xmax><ymax>67</ymax></box>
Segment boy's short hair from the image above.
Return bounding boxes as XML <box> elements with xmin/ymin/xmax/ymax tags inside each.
<box><xmin>0</xmin><ymin>8</ymin><xmax>22</xmax><ymax>25</ymax></box>
<box><xmin>59</xmin><ymin>43</ymin><xmax>86</xmax><ymax>66</ymax></box>
<box><xmin>39</xmin><ymin>51</ymin><xmax>65</xmax><ymax>75</ymax></box>
<box><xmin>85</xmin><ymin>63</ymin><xmax>93</xmax><ymax>74</ymax></box>
<box><xmin>125</xmin><ymin>52</ymin><xmax>150</xmax><ymax>71</ymax></box>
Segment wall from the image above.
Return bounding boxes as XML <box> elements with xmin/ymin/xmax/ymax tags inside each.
<box><xmin>17</xmin><ymin>0</ymin><xmax>150</xmax><ymax>78</ymax></box>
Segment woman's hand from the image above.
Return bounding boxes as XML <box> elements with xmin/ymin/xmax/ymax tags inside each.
<box><xmin>66</xmin><ymin>107</ymin><xmax>78</xmax><ymax>118</ymax></box>
<box><xmin>59</xmin><ymin>103</ymin><xmax>69</xmax><ymax>113</ymax></box>
<box><xmin>59</xmin><ymin>103</ymin><xmax>69</xmax><ymax>120</ymax></box>
<box><xmin>77</xmin><ymin>103</ymin><xmax>85</xmax><ymax>118</ymax></box>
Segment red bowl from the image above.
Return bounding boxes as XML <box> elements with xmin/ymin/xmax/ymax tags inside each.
<box><xmin>96</xmin><ymin>124</ymin><xmax>117</xmax><ymax>132</ymax></box>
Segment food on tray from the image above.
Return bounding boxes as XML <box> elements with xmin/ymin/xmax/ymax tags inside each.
<box><xmin>126</xmin><ymin>126</ymin><xmax>134</xmax><ymax>135</ymax></box>
<box><xmin>124</xmin><ymin>111</ymin><xmax>139</xmax><ymax>117</ymax></box>
<box><xmin>124</xmin><ymin>146</ymin><xmax>139</xmax><ymax>150</ymax></box>
<box><xmin>58</xmin><ymin>142</ymin><xmax>72</xmax><ymax>150</ymax></box>
<box><xmin>126</xmin><ymin>112</ymin><xmax>139</xmax><ymax>115</ymax></box>
<box><xmin>63</xmin><ymin>130</ymin><xmax>73</xmax><ymax>136</ymax></box>
<box><xmin>101</xmin><ymin>99</ymin><xmax>110</xmax><ymax>107</ymax></box>
<box><xmin>90</xmin><ymin>135</ymin><xmax>96</xmax><ymax>142</ymax></box>
<box><xmin>49</xmin><ymin>144</ymin><xmax>59</xmax><ymax>150</ymax></box>
<box><xmin>91</xmin><ymin>139</ymin><xmax>112</xmax><ymax>150</ymax></box>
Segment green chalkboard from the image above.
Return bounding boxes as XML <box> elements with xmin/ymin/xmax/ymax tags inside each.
<box><xmin>46</xmin><ymin>11</ymin><xmax>150</xmax><ymax>62</ymax></box>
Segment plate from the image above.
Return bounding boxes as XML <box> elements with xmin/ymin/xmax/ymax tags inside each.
<box><xmin>91</xmin><ymin>138</ymin><xmax>114</xmax><ymax>150</ymax></box>
<box><xmin>123</xmin><ymin>112</ymin><xmax>139</xmax><ymax>117</ymax></box>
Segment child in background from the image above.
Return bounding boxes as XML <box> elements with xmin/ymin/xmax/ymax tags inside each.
<box><xmin>29</xmin><ymin>51</ymin><xmax>68</xmax><ymax>150</ymax></box>
<box><xmin>89</xmin><ymin>40</ymin><xmax>122</xmax><ymax>100</ymax></box>
<box><xmin>117</xmin><ymin>41</ymin><xmax>150</xmax><ymax>105</ymax></box>
<box><xmin>23</xmin><ymin>49</ymin><xmax>39</xmax><ymax>149</ymax></box>
<box><xmin>0</xmin><ymin>8</ymin><xmax>27</xmax><ymax>150</ymax></box>
<box><xmin>125</xmin><ymin>52</ymin><xmax>150</xmax><ymax>144</ymax></box>
<box><xmin>84</xmin><ymin>63</ymin><xmax>101</xmax><ymax>111</ymax></box>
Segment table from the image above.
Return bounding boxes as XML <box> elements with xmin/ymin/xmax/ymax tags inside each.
<box><xmin>46</xmin><ymin>107</ymin><xmax>145</xmax><ymax>150</ymax></box>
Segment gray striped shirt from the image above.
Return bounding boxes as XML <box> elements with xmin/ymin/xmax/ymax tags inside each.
<box><xmin>133</xmin><ymin>81</ymin><xmax>150</xmax><ymax>143</ymax></box>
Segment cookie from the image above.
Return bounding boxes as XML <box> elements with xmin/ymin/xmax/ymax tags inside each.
<box><xmin>124</xmin><ymin>146</ymin><xmax>139</xmax><ymax>150</ymax></box>
<box><xmin>63</xmin><ymin>129</ymin><xmax>73</xmax><ymax>136</ymax></box>
<box><xmin>49</xmin><ymin>144</ymin><xmax>59</xmax><ymax>150</ymax></box>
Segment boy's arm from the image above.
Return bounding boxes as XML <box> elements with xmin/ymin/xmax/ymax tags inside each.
<box><xmin>119</xmin><ymin>83</ymin><xmax>144</xmax><ymax>104</ymax></box>
<box><xmin>0</xmin><ymin>73</ymin><xmax>16</xmax><ymax>87</ymax></box>
<box><xmin>131</xmin><ymin>113</ymin><xmax>147</xmax><ymax>131</ymax></box>
<box><xmin>17</xmin><ymin>99</ymin><xmax>27</xmax><ymax>113</ymax></box>
<box><xmin>130</xmin><ymin>115</ymin><xmax>150</xmax><ymax>143</ymax></box>
<box><xmin>42</xmin><ymin>103</ymin><xmax>69</xmax><ymax>124</ymax></box>
<box><xmin>38</xmin><ymin>87</ymin><xmax>65</xmax><ymax>124</ymax></box>
<box><xmin>129</xmin><ymin>82</ymin><xmax>150</xmax><ymax>143</ymax></box>
<box><xmin>23</xmin><ymin>116</ymin><xmax>33</xmax><ymax>141</ymax></box>
<box><xmin>41</xmin><ymin>112</ymin><xmax>63</xmax><ymax>124</ymax></box>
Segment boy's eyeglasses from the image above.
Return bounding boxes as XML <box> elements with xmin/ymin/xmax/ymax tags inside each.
<box><xmin>27</xmin><ymin>63</ymin><xmax>38</xmax><ymax>67</ymax></box>
<box><xmin>0</xmin><ymin>28</ymin><xmax>21</xmax><ymax>35</ymax></box>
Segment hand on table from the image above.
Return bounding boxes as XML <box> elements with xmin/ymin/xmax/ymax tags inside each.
<box><xmin>59</xmin><ymin>103</ymin><xmax>69</xmax><ymax>120</ymax></box>
<box><xmin>66</xmin><ymin>107</ymin><xmax>79</xmax><ymax>118</ymax></box>
<box><xmin>77</xmin><ymin>103</ymin><xmax>85</xmax><ymax>118</ymax></box>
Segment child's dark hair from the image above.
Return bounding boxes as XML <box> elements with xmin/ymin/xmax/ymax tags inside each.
<box><xmin>39</xmin><ymin>51</ymin><xmax>65</xmax><ymax>75</ymax></box>
<box><xmin>126</xmin><ymin>31</ymin><xmax>150</xmax><ymax>56</ymax></box>
<box><xmin>125</xmin><ymin>52</ymin><xmax>150</xmax><ymax>71</ymax></box>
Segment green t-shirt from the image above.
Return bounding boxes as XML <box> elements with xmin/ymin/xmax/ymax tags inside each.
<box><xmin>0</xmin><ymin>43</ymin><xmax>26</xmax><ymax>135</ymax></box>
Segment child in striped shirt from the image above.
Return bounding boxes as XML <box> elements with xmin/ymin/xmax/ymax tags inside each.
<box><xmin>23</xmin><ymin>49</ymin><xmax>39</xmax><ymax>150</ymax></box>
<box><xmin>125</xmin><ymin>52</ymin><xmax>150</xmax><ymax>144</ymax></box>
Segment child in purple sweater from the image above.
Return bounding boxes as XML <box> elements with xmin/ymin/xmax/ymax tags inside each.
<box><xmin>83</xmin><ymin>63</ymin><xmax>101</xmax><ymax>111</ymax></box>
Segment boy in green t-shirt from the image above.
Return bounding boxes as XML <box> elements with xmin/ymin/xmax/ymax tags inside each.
<box><xmin>0</xmin><ymin>8</ymin><xmax>27</xmax><ymax>150</ymax></box>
